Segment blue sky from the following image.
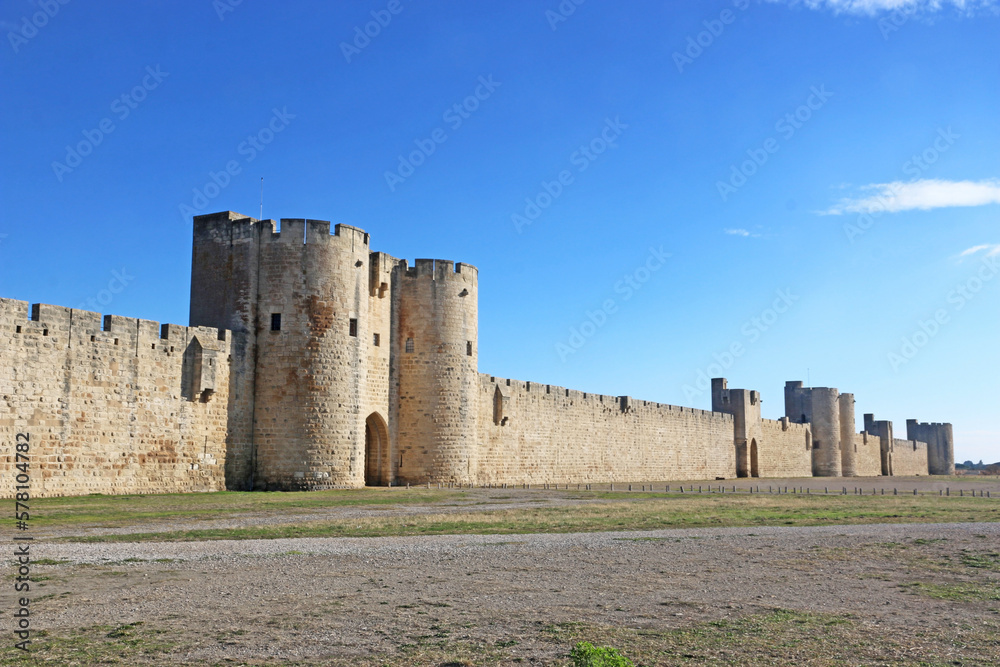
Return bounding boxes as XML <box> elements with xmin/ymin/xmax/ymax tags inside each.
<box><xmin>1</xmin><ymin>0</ymin><xmax>997</xmax><ymax>462</ymax></box>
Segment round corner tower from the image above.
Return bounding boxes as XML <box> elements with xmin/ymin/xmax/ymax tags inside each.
<box><xmin>392</xmin><ymin>259</ymin><xmax>479</xmax><ymax>485</ymax></box>
<box><xmin>807</xmin><ymin>388</ymin><xmax>842</xmax><ymax>477</ymax></box>
<box><xmin>838</xmin><ymin>393</ymin><xmax>857</xmax><ymax>477</ymax></box>
<box><xmin>251</xmin><ymin>219</ymin><xmax>377</xmax><ymax>490</ymax></box>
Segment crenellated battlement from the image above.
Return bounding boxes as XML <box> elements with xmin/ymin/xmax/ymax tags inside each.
<box><xmin>0</xmin><ymin>298</ymin><xmax>228</xmax><ymax>354</ymax></box>
<box><xmin>400</xmin><ymin>258</ymin><xmax>479</xmax><ymax>283</ymax></box>
<box><xmin>257</xmin><ymin>218</ymin><xmax>371</xmax><ymax>250</ymax></box>
<box><xmin>479</xmin><ymin>374</ymin><xmax>729</xmax><ymax>420</ymax></box>
<box><xmin>194</xmin><ymin>211</ymin><xmax>372</xmax><ymax>254</ymax></box>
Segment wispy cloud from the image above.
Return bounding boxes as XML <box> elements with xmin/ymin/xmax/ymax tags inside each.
<box><xmin>957</xmin><ymin>244</ymin><xmax>1000</xmax><ymax>261</ymax></box>
<box><xmin>822</xmin><ymin>179</ymin><xmax>1000</xmax><ymax>215</ymax></box>
<box><xmin>724</xmin><ymin>228</ymin><xmax>762</xmax><ymax>238</ymax></box>
<box><xmin>765</xmin><ymin>0</ymin><xmax>999</xmax><ymax>16</ymax></box>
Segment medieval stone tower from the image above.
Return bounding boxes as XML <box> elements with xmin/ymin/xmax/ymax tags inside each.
<box><xmin>906</xmin><ymin>420</ymin><xmax>955</xmax><ymax>476</ymax></box>
<box><xmin>392</xmin><ymin>259</ymin><xmax>479</xmax><ymax>484</ymax></box>
<box><xmin>189</xmin><ymin>211</ymin><xmax>478</xmax><ymax>490</ymax></box>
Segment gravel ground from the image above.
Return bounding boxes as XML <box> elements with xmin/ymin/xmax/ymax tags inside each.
<box><xmin>25</xmin><ymin>521</ymin><xmax>1000</xmax><ymax>664</ymax></box>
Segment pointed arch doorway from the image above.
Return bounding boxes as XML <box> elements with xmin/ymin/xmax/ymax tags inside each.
<box><xmin>365</xmin><ymin>412</ymin><xmax>389</xmax><ymax>486</ymax></box>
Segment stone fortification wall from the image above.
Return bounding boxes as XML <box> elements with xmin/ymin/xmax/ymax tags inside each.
<box><xmin>475</xmin><ymin>375</ymin><xmax>736</xmax><ymax>484</ymax></box>
<box><xmin>0</xmin><ymin>299</ymin><xmax>229</xmax><ymax>497</ymax></box>
<box><xmin>757</xmin><ymin>418</ymin><xmax>813</xmax><ymax>477</ymax></box>
<box><xmin>851</xmin><ymin>432</ymin><xmax>884</xmax><ymax>477</ymax></box>
<box><xmin>890</xmin><ymin>438</ymin><xmax>930</xmax><ymax>476</ymax></box>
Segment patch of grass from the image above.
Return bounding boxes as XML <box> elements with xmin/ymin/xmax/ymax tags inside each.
<box><xmin>548</xmin><ymin>609</ymin><xmax>1000</xmax><ymax>666</ymax></box>
<box><xmin>30</xmin><ymin>558</ymin><xmax>70</xmax><ymax>566</ymax></box>
<box><xmin>25</xmin><ymin>487</ymin><xmax>465</xmax><ymax>530</ymax></box>
<box><xmin>62</xmin><ymin>494</ymin><xmax>1000</xmax><ymax>543</ymax></box>
<box><xmin>5</xmin><ymin>610</ymin><xmax>998</xmax><ymax>666</ymax></box>
<box><xmin>913</xmin><ymin>537</ymin><xmax>947</xmax><ymax>545</ymax></box>
<box><xmin>961</xmin><ymin>551</ymin><xmax>1000</xmax><ymax>571</ymax></box>
<box><xmin>570</xmin><ymin>641</ymin><xmax>633</xmax><ymax>666</ymax></box>
<box><xmin>0</xmin><ymin>622</ymin><xmax>176</xmax><ymax>665</ymax></box>
<box><xmin>900</xmin><ymin>581</ymin><xmax>1000</xmax><ymax>601</ymax></box>
<box><xmin>569</xmin><ymin>642</ymin><xmax>634</xmax><ymax>667</ymax></box>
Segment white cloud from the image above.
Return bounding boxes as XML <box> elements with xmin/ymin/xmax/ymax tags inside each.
<box><xmin>821</xmin><ymin>179</ymin><xmax>1000</xmax><ymax>215</ymax></box>
<box><xmin>957</xmin><ymin>244</ymin><xmax>1000</xmax><ymax>260</ymax></box>
<box><xmin>724</xmin><ymin>228</ymin><xmax>764</xmax><ymax>238</ymax></box>
<box><xmin>765</xmin><ymin>0</ymin><xmax>999</xmax><ymax>16</ymax></box>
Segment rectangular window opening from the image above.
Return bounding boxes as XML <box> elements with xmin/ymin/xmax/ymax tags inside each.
<box><xmin>373</xmin><ymin>333</ymin><xmax>380</xmax><ymax>347</ymax></box>
<box><xmin>15</xmin><ymin>326</ymin><xmax>22</xmax><ymax>334</ymax></box>
<box><xmin>43</xmin><ymin>329</ymin><xmax>49</xmax><ymax>336</ymax></box>
<box><xmin>271</xmin><ymin>313</ymin><xmax>281</xmax><ymax>332</ymax></box>
<box><xmin>466</xmin><ymin>341</ymin><xmax>473</xmax><ymax>356</ymax></box>
<box><xmin>405</xmin><ymin>337</ymin><xmax>414</xmax><ymax>353</ymax></box>
<box><xmin>349</xmin><ymin>318</ymin><xmax>358</xmax><ymax>337</ymax></box>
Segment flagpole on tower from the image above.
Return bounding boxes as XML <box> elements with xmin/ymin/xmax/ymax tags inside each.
<box><xmin>259</xmin><ymin>177</ymin><xmax>264</xmax><ymax>220</ymax></box>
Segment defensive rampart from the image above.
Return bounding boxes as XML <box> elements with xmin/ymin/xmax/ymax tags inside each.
<box><xmin>0</xmin><ymin>299</ymin><xmax>229</xmax><ymax>497</ymax></box>
<box><xmin>476</xmin><ymin>375</ymin><xmax>736</xmax><ymax>484</ymax></box>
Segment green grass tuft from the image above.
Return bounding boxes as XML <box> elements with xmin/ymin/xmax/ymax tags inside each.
<box><xmin>570</xmin><ymin>641</ymin><xmax>634</xmax><ymax>667</ymax></box>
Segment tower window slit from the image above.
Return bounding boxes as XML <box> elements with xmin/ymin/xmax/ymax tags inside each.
<box><xmin>271</xmin><ymin>313</ymin><xmax>281</xmax><ymax>331</ymax></box>
<box><xmin>405</xmin><ymin>337</ymin><xmax>414</xmax><ymax>353</ymax></box>
<box><xmin>349</xmin><ymin>318</ymin><xmax>358</xmax><ymax>337</ymax></box>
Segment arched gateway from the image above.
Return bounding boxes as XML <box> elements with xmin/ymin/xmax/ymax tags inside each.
<box><xmin>365</xmin><ymin>412</ymin><xmax>389</xmax><ymax>486</ymax></box>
